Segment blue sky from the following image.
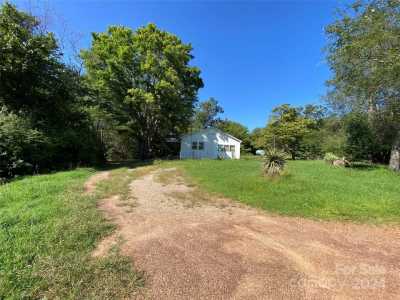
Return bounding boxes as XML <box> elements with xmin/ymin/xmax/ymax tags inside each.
<box><xmin>11</xmin><ymin>0</ymin><xmax>346</xmax><ymax>130</ymax></box>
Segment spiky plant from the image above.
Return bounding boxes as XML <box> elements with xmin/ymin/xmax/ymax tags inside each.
<box><xmin>263</xmin><ymin>148</ymin><xmax>286</xmax><ymax>177</ymax></box>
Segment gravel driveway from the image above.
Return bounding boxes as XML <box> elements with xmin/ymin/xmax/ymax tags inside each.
<box><xmin>92</xmin><ymin>167</ymin><xmax>400</xmax><ymax>299</ymax></box>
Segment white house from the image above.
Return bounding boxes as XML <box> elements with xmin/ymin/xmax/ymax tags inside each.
<box><xmin>180</xmin><ymin>127</ymin><xmax>242</xmax><ymax>159</ymax></box>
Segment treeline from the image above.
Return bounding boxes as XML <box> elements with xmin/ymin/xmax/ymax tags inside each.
<box><xmin>249</xmin><ymin>104</ymin><xmax>395</xmax><ymax>164</ymax></box>
<box><xmin>1</xmin><ymin>0</ymin><xmax>399</xmax><ymax>179</ymax></box>
<box><xmin>218</xmin><ymin>0</ymin><xmax>400</xmax><ymax>171</ymax></box>
<box><xmin>0</xmin><ymin>3</ymin><xmax>203</xmax><ymax>179</ymax></box>
<box><xmin>0</xmin><ymin>3</ymin><xmax>103</xmax><ymax>179</ymax></box>
<box><xmin>197</xmin><ymin>99</ymin><xmax>397</xmax><ymax>169</ymax></box>
<box><xmin>325</xmin><ymin>0</ymin><xmax>400</xmax><ymax>171</ymax></box>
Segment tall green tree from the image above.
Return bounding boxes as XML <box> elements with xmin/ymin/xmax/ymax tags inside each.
<box><xmin>264</xmin><ymin>104</ymin><xmax>316</xmax><ymax>160</ymax></box>
<box><xmin>192</xmin><ymin>97</ymin><xmax>224</xmax><ymax>129</ymax></box>
<box><xmin>325</xmin><ymin>0</ymin><xmax>400</xmax><ymax>170</ymax></box>
<box><xmin>0</xmin><ymin>2</ymin><xmax>84</xmax><ymax>123</ymax></box>
<box><xmin>0</xmin><ymin>2</ymin><xmax>57</xmax><ymax>114</ymax></box>
<box><xmin>0</xmin><ymin>3</ymin><xmax>100</xmax><ymax>178</ymax></box>
<box><xmin>249</xmin><ymin>127</ymin><xmax>266</xmax><ymax>151</ymax></box>
<box><xmin>81</xmin><ymin>24</ymin><xmax>203</xmax><ymax>159</ymax></box>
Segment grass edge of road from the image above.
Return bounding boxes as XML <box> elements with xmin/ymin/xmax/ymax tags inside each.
<box><xmin>0</xmin><ymin>165</ymin><xmax>152</xmax><ymax>299</ymax></box>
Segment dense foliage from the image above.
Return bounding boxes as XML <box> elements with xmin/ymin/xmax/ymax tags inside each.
<box><xmin>81</xmin><ymin>24</ymin><xmax>203</xmax><ymax>159</ymax></box>
<box><xmin>325</xmin><ymin>0</ymin><xmax>400</xmax><ymax>170</ymax></box>
<box><xmin>2</xmin><ymin>0</ymin><xmax>400</xmax><ymax>178</ymax></box>
<box><xmin>255</xmin><ymin>104</ymin><xmax>326</xmax><ymax>160</ymax></box>
<box><xmin>0</xmin><ymin>3</ymin><xmax>204</xmax><ymax>178</ymax></box>
<box><xmin>0</xmin><ymin>3</ymin><xmax>102</xmax><ymax>179</ymax></box>
<box><xmin>247</xmin><ymin>0</ymin><xmax>400</xmax><ymax>169</ymax></box>
<box><xmin>192</xmin><ymin>97</ymin><xmax>224</xmax><ymax>130</ymax></box>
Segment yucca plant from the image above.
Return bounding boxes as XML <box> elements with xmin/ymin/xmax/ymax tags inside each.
<box><xmin>263</xmin><ymin>148</ymin><xmax>286</xmax><ymax>177</ymax></box>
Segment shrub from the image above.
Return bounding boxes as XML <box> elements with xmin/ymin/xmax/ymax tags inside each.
<box><xmin>0</xmin><ymin>108</ymin><xmax>103</xmax><ymax>180</ymax></box>
<box><xmin>0</xmin><ymin>109</ymin><xmax>49</xmax><ymax>179</ymax></box>
<box><xmin>263</xmin><ymin>149</ymin><xmax>286</xmax><ymax>177</ymax></box>
<box><xmin>323</xmin><ymin>152</ymin><xmax>339</xmax><ymax>165</ymax></box>
<box><xmin>344</xmin><ymin>113</ymin><xmax>374</xmax><ymax>161</ymax></box>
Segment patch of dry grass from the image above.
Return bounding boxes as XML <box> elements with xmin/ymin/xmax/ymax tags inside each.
<box><xmin>96</xmin><ymin>165</ymin><xmax>157</xmax><ymax>202</ymax></box>
<box><xmin>155</xmin><ymin>167</ymin><xmax>186</xmax><ymax>186</ymax></box>
<box><xmin>154</xmin><ymin>167</ymin><xmax>231</xmax><ymax>209</ymax></box>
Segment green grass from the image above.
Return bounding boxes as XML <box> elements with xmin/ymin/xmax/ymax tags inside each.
<box><xmin>173</xmin><ymin>159</ymin><xmax>400</xmax><ymax>223</ymax></box>
<box><xmin>2</xmin><ymin>159</ymin><xmax>398</xmax><ymax>297</ymax></box>
<box><xmin>0</xmin><ymin>168</ymin><xmax>144</xmax><ymax>299</ymax></box>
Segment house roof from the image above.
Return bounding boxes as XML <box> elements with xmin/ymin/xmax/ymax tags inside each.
<box><xmin>182</xmin><ymin>127</ymin><xmax>242</xmax><ymax>143</ymax></box>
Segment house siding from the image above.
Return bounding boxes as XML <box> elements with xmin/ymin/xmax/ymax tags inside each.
<box><xmin>180</xmin><ymin>128</ymin><xmax>241</xmax><ymax>160</ymax></box>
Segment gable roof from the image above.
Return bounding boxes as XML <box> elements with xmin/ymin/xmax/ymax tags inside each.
<box><xmin>182</xmin><ymin>127</ymin><xmax>242</xmax><ymax>143</ymax></box>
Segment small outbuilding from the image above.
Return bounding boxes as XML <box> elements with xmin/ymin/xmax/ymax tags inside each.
<box><xmin>180</xmin><ymin>127</ymin><xmax>241</xmax><ymax>159</ymax></box>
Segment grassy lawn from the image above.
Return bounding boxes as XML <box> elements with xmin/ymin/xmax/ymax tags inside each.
<box><xmin>0</xmin><ymin>168</ymin><xmax>143</xmax><ymax>299</ymax></box>
<box><xmin>1</xmin><ymin>159</ymin><xmax>398</xmax><ymax>297</ymax></box>
<box><xmin>173</xmin><ymin>159</ymin><xmax>400</xmax><ymax>223</ymax></box>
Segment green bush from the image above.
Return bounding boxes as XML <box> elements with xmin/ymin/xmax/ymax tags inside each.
<box><xmin>0</xmin><ymin>109</ymin><xmax>50</xmax><ymax>178</ymax></box>
<box><xmin>344</xmin><ymin>113</ymin><xmax>374</xmax><ymax>161</ymax></box>
<box><xmin>0</xmin><ymin>108</ymin><xmax>104</xmax><ymax>180</ymax></box>
<box><xmin>323</xmin><ymin>152</ymin><xmax>339</xmax><ymax>164</ymax></box>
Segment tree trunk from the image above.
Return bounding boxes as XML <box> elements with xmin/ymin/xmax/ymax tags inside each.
<box><xmin>137</xmin><ymin>135</ymin><xmax>152</xmax><ymax>160</ymax></box>
<box><xmin>389</xmin><ymin>134</ymin><xmax>400</xmax><ymax>172</ymax></box>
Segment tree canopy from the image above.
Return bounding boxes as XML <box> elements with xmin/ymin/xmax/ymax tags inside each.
<box><xmin>0</xmin><ymin>3</ymin><xmax>101</xmax><ymax>178</ymax></box>
<box><xmin>192</xmin><ymin>97</ymin><xmax>224</xmax><ymax>130</ymax></box>
<box><xmin>264</xmin><ymin>104</ymin><xmax>317</xmax><ymax>159</ymax></box>
<box><xmin>326</xmin><ymin>0</ymin><xmax>400</xmax><ymax>170</ymax></box>
<box><xmin>81</xmin><ymin>24</ymin><xmax>203</xmax><ymax>159</ymax></box>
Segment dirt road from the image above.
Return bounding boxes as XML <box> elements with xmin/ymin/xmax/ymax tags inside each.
<box><xmin>92</xmin><ymin>167</ymin><xmax>400</xmax><ymax>299</ymax></box>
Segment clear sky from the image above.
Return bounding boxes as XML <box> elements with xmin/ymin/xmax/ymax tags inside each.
<box><xmin>11</xmin><ymin>0</ymin><xmax>347</xmax><ymax>130</ymax></box>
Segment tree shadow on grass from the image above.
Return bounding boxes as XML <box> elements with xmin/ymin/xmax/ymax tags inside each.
<box><xmin>94</xmin><ymin>159</ymin><xmax>156</xmax><ymax>172</ymax></box>
<box><xmin>346</xmin><ymin>161</ymin><xmax>380</xmax><ymax>171</ymax></box>
<box><xmin>94</xmin><ymin>156</ymin><xmax>181</xmax><ymax>172</ymax></box>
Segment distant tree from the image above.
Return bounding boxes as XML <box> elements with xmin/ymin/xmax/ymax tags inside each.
<box><xmin>295</xmin><ymin>104</ymin><xmax>327</xmax><ymax>159</ymax></box>
<box><xmin>265</xmin><ymin>104</ymin><xmax>315</xmax><ymax>160</ymax></box>
<box><xmin>81</xmin><ymin>24</ymin><xmax>203</xmax><ymax>159</ymax></box>
<box><xmin>319</xmin><ymin>116</ymin><xmax>346</xmax><ymax>156</ymax></box>
<box><xmin>216</xmin><ymin>119</ymin><xmax>251</xmax><ymax>152</ymax></box>
<box><xmin>325</xmin><ymin>0</ymin><xmax>400</xmax><ymax>170</ymax></box>
<box><xmin>302</xmin><ymin>104</ymin><xmax>327</xmax><ymax>128</ymax></box>
<box><xmin>249</xmin><ymin>127</ymin><xmax>266</xmax><ymax>151</ymax></box>
<box><xmin>192</xmin><ymin>97</ymin><xmax>224</xmax><ymax>129</ymax></box>
<box><xmin>344</xmin><ymin>112</ymin><xmax>374</xmax><ymax>161</ymax></box>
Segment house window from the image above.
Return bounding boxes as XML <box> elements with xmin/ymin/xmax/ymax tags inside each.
<box><xmin>192</xmin><ymin>141</ymin><xmax>197</xmax><ymax>150</ymax></box>
<box><xmin>198</xmin><ymin>142</ymin><xmax>204</xmax><ymax>150</ymax></box>
<box><xmin>230</xmin><ymin>145</ymin><xmax>235</xmax><ymax>152</ymax></box>
<box><xmin>217</xmin><ymin>144</ymin><xmax>224</xmax><ymax>152</ymax></box>
<box><xmin>224</xmin><ymin>145</ymin><xmax>229</xmax><ymax>151</ymax></box>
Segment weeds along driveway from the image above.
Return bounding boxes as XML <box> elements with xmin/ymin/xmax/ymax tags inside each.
<box><xmin>91</xmin><ymin>166</ymin><xmax>400</xmax><ymax>299</ymax></box>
